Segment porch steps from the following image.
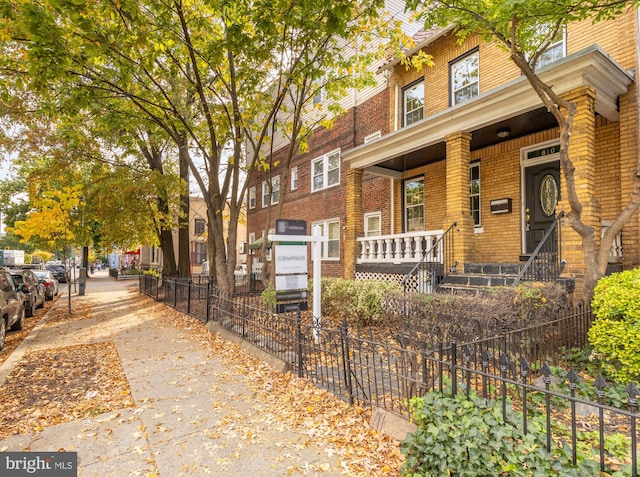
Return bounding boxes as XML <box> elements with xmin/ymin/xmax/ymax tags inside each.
<box><xmin>437</xmin><ymin>263</ymin><xmax>520</xmax><ymax>293</ymax></box>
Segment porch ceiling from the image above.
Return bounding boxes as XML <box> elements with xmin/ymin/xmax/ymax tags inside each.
<box><xmin>345</xmin><ymin>45</ymin><xmax>634</xmax><ymax>175</ymax></box>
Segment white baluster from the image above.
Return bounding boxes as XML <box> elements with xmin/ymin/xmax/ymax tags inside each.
<box><xmin>373</xmin><ymin>239</ymin><xmax>381</xmax><ymax>260</ymax></box>
<box><xmin>394</xmin><ymin>238</ymin><xmax>403</xmax><ymax>260</ymax></box>
<box><xmin>414</xmin><ymin>235</ymin><xmax>423</xmax><ymax>259</ymax></box>
<box><xmin>403</xmin><ymin>237</ymin><xmax>413</xmax><ymax>259</ymax></box>
<box><xmin>384</xmin><ymin>238</ymin><xmax>392</xmax><ymax>260</ymax></box>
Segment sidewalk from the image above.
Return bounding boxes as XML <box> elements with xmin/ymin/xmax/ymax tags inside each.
<box><xmin>0</xmin><ymin>271</ymin><xmax>398</xmax><ymax>476</ymax></box>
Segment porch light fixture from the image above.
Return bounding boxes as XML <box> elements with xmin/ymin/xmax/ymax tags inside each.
<box><xmin>496</xmin><ymin>127</ymin><xmax>511</xmax><ymax>138</ymax></box>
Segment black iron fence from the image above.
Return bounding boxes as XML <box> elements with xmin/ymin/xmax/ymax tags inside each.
<box><xmin>139</xmin><ymin>275</ymin><xmax>160</xmax><ymax>301</ymax></box>
<box><xmin>139</xmin><ymin>277</ymin><xmax>639</xmax><ymax>474</ymax></box>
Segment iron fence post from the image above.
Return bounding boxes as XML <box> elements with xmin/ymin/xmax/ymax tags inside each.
<box><xmin>451</xmin><ymin>341</ymin><xmax>457</xmax><ymax>397</ymax></box>
<box><xmin>626</xmin><ymin>382</ymin><xmax>638</xmax><ymax>477</ymax></box>
<box><xmin>541</xmin><ymin>364</ymin><xmax>552</xmax><ymax>452</ymax></box>
<box><xmin>499</xmin><ymin>354</ymin><xmax>509</xmax><ymax>421</ymax></box>
<box><xmin>187</xmin><ymin>280</ymin><xmax>192</xmax><ymax>315</ymax></box>
<box><xmin>206</xmin><ymin>281</ymin><xmax>211</xmax><ymax>323</ymax></box>
<box><xmin>173</xmin><ymin>280</ymin><xmax>177</xmax><ymax>309</ymax></box>
<box><xmin>463</xmin><ymin>345</ymin><xmax>471</xmax><ymax>398</ymax></box>
<box><xmin>595</xmin><ymin>375</ymin><xmax>607</xmax><ymax>473</ymax></box>
<box><xmin>567</xmin><ymin>369</ymin><xmax>580</xmax><ymax>466</ymax></box>
<box><xmin>438</xmin><ymin>342</ymin><xmax>444</xmax><ymax>393</ymax></box>
<box><xmin>341</xmin><ymin>318</ymin><xmax>354</xmax><ymax>405</ymax></box>
<box><xmin>297</xmin><ymin>309</ymin><xmax>303</xmax><ymax>379</ymax></box>
<box><xmin>520</xmin><ymin>358</ymin><xmax>529</xmax><ymax>435</ymax></box>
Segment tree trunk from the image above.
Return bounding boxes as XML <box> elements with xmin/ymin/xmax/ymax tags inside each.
<box><xmin>82</xmin><ymin>246</ymin><xmax>89</xmax><ymax>272</ymax></box>
<box><xmin>177</xmin><ymin>140</ymin><xmax>191</xmax><ymax>278</ymax></box>
<box><xmin>159</xmin><ymin>228</ymin><xmax>178</xmax><ymax>278</ymax></box>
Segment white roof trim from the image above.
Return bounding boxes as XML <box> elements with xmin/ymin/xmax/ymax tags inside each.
<box><xmin>347</xmin><ymin>45</ymin><xmax>633</xmax><ymax>171</ymax></box>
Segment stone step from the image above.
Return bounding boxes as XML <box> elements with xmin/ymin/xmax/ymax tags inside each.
<box><xmin>463</xmin><ymin>262</ymin><xmax>521</xmax><ymax>276</ymax></box>
<box><xmin>439</xmin><ymin>273</ymin><xmax>517</xmax><ymax>289</ymax></box>
<box><xmin>436</xmin><ymin>262</ymin><xmax>522</xmax><ymax>293</ymax></box>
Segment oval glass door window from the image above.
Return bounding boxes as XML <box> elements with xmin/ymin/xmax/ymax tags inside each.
<box><xmin>539</xmin><ymin>174</ymin><xmax>558</xmax><ymax>216</ymax></box>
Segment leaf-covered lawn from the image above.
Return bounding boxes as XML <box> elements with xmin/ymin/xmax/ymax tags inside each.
<box><xmin>0</xmin><ymin>341</ymin><xmax>134</xmax><ymax>438</ymax></box>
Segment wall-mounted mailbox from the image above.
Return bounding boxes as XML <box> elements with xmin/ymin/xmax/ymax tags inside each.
<box><xmin>490</xmin><ymin>198</ymin><xmax>512</xmax><ymax>214</ymax></box>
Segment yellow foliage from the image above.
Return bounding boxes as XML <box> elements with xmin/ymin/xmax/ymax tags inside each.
<box><xmin>9</xmin><ymin>186</ymin><xmax>83</xmax><ymax>247</ymax></box>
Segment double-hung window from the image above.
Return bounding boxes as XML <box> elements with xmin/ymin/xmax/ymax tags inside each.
<box><xmin>470</xmin><ymin>161</ymin><xmax>481</xmax><ymax>227</ymax></box>
<box><xmin>312</xmin><ymin>150</ymin><xmax>340</xmax><ymax>192</ymax></box>
<box><xmin>262</xmin><ymin>176</ymin><xmax>280</xmax><ymax>207</ymax></box>
<box><xmin>403</xmin><ymin>80</ymin><xmax>424</xmax><ymax>127</ymax></box>
<box><xmin>451</xmin><ymin>50</ymin><xmax>479</xmax><ymax>105</ymax></box>
<box><xmin>290</xmin><ymin>167</ymin><xmax>298</xmax><ymax>191</ymax></box>
<box><xmin>193</xmin><ymin>242</ymin><xmax>207</xmax><ymax>265</ymax></box>
<box><xmin>194</xmin><ymin>218</ymin><xmax>206</xmax><ymax>235</ymax></box>
<box><xmin>404</xmin><ymin>178</ymin><xmax>424</xmax><ymax>232</ymax></box>
<box><xmin>364</xmin><ymin>212</ymin><xmax>381</xmax><ymax>237</ymax></box>
<box><xmin>535</xmin><ymin>26</ymin><xmax>566</xmax><ymax>69</ymax></box>
<box><xmin>248</xmin><ymin>187</ymin><xmax>256</xmax><ymax>209</ymax></box>
<box><xmin>312</xmin><ymin>219</ymin><xmax>340</xmax><ymax>259</ymax></box>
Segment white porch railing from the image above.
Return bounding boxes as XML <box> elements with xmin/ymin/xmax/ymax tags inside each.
<box><xmin>356</xmin><ymin>229</ymin><xmax>444</xmax><ymax>264</ymax></box>
<box><xmin>601</xmin><ymin>220</ymin><xmax>623</xmax><ymax>263</ymax></box>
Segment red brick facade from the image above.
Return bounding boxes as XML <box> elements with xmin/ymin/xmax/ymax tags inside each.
<box><xmin>246</xmin><ymin>90</ymin><xmax>390</xmax><ymax>278</ymax></box>
<box><xmin>247</xmin><ymin>10</ymin><xmax>640</xmax><ymax>296</ymax></box>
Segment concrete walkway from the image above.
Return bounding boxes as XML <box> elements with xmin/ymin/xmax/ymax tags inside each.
<box><xmin>0</xmin><ymin>270</ymin><xmax>349</xmax><ymax>476</ymax></box>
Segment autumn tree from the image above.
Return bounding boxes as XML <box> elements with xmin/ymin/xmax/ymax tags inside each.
<box><xmin>0</xmin><ymin>0</ymin><xmax>412</xmax><ymax>292</ymax></box>
<box><xmin>406</xmin><ymin>0</ymin><xmax>640</xmax><ymax>299</ymax></box>
<box><xmin>0</xmin><ymin>108</ymin><xmax>180</xmax><ymax>267</ymax></box>
<box><xmin>10</xmin><ymin>185</ymin><xmax>82</xmax><ymax>257</ymax></box>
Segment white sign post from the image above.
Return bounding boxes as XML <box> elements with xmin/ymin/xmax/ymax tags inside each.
<box><xmin>269</xmin><ymin>225</ymin><xmax>327</xmax><ymax>343</ymax></box>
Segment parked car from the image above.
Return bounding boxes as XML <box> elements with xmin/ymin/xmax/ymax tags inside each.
<box><xmin>46</xmin><ymin>264</ymin><xmax>68</xmax><ymax>283</ymax></box>
<box><xmin>10</xmin><ymin>269</ymin><xmax>46</xmax><ymax>318</ymax></box>
<box><xmin>0</xmin><ymin>270</ymin><xmax>25</xmax><ymax>351</ymax></box>
<box><xmin>33</xmin><ymin>270</ymin><xmax>59</xmax><ymax>300</ymax></box>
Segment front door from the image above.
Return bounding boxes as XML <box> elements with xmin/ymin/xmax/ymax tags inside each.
<box><xmin>524</xmin><ymin>161</ymin><xmax>560</xmax><ymax>253</ymax></box>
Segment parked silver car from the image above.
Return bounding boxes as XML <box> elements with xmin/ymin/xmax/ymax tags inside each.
<box><xmin>33</xmin><ymin>270</ymin><xmax>59</xmax><ymax>300</ymax></box>
<box><xmin>10</xmin><ymin>269</ymin><xmax>46</xmax><ymax>318</ymax></box>
<box><xmin>0</xmin><ymin>270</ymin><xmax>25</xmax><ymax>351</ymax></box>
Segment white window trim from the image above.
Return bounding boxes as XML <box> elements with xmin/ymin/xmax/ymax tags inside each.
<box><xmin>262</xmin><ymin>181</ymin><xmax>268</xmax><ymax>207</ymax></box>
<box><xmin>311</xmin><ymin>218</ymin><xmax>340</xmax><ymax>260</ymax></box>
<box><xmin>536</xmin><ymin>29</ymin><xmax>567</xmax><ymax>69</ymax></box>
<box><xmin>261</xmin><ymin>175</ymin><xmax>280</xmax><ymax>207</ymax></box>
<box><xmin>249</xmin><ymin>187</ymin><xmax>256</xmax><ymax>209</ymax></box>
<box><xmin>470</xmin><ymin>161</ymin><xmax>481</xmax><ymax>228</ymax></box>
<box><xmin>311</xmin><ymin>149</ymin><xmax>341</xmax><ymax>192</ymax></box>
<box><xmin>291</xmin><ymin>167</ymin><xmax>298</xmax><ymax>191</ymax></box>
<box><xmin>364</xmin><ymin>212</ymin><xmax>382</xmax><ymax>237</ymax></box>
<box><xmin>402</xmin><ymin>80</ymin><xmax>424</xmax><ymax>127</ymax></box>
<box><xmin>271</xmin><ymin>175</ymin><xmax>280</xmax><ymax>205</ymax></box>
<box><xmin>451</xmin><ymin>50</ymin><xmax>479</xmax><ymax>106</ymax></box>
<box><xmin>404</xmin><ymin>177</ymin><xmax>425</xmax><ymax>233</ymax></box>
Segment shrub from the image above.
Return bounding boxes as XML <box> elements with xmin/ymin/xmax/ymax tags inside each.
<box><xmin>261</xmin><ymin>286</ymin><xmax>277</xmax><ymax>307</ymax></box>
<box><xmin>142</xmin><ymin>268</ymin><xmax>161</xmax><ymax>278</ymax></box>
<box><xmin>588</xmin><ymin>268</ymin><xmax>640</xmax><ymax>384</ymax></box>
<box><xmin>315</xmin><ymin>277</ymin><xmax>402</xmax><ymax>325</ymax></box>
<box><xmin>401</xmin><ymin>387</ymin><xmax>599</xmax><ymax>477</ymax></box>
<box><xmin>381</xmin><ymin>282</ymin><xmax>569</xmax><ymax>334</ymax></box>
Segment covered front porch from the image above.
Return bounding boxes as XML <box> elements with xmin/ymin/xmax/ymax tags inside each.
<box><xmin>343</xmin><ymin>46</ymin><xmax>633</xmax><ymax>297</ymax></box>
